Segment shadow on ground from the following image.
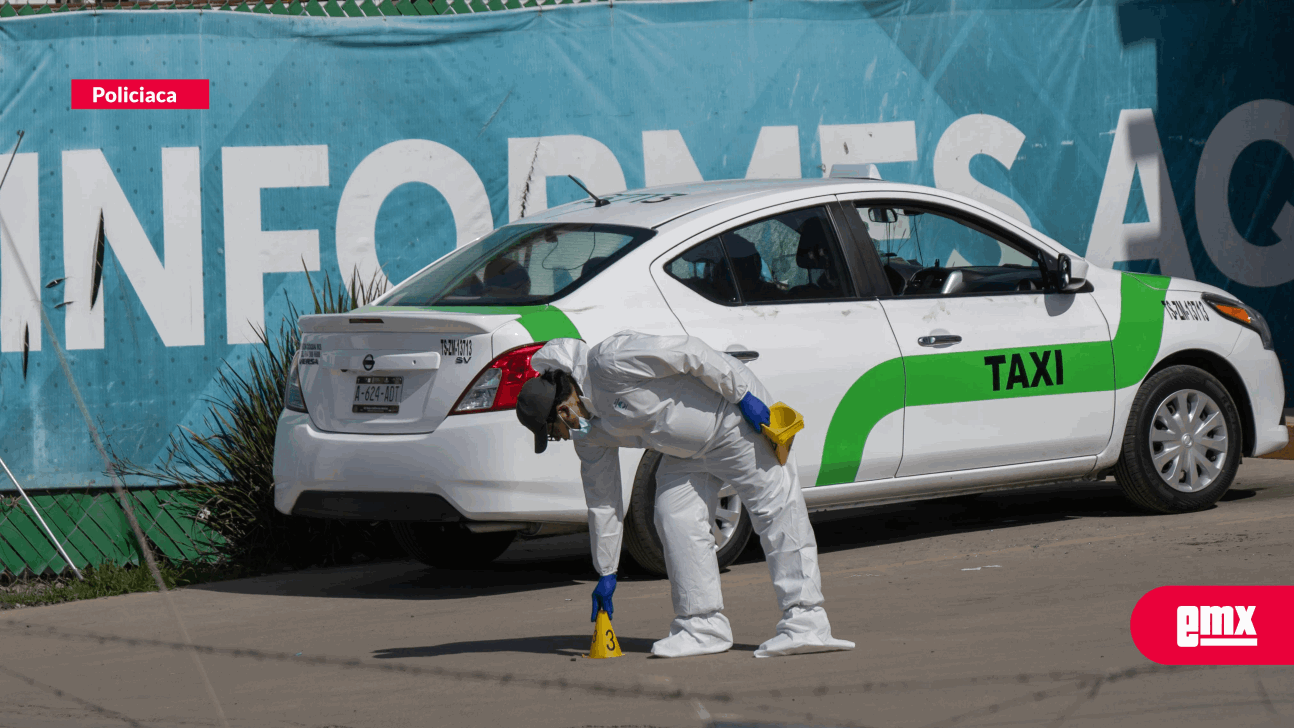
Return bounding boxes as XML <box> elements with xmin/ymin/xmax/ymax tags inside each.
<box><xmin>195</xmin><ymin>477</ymin><xmax>1272</xmax><ymax>601</ymax></box>
<box><xmin>739</xmin><ymin>479</ymin><xmax>1261</xmax><ymax>564</ymax></box>
<box><xmin>192</xmin><ymin>532</ymin><xmax>601</xmax><ymax>601</ymax></box>
<box><xmin>371</xmin><ymin>635</ymin><xmax>763</xmax><ymax>658</ymax></box>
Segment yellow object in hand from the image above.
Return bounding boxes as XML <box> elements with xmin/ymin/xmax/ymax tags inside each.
<box><xmin>761</xmin><ymin>402</ymin><xmax>804</xmax><ymax>466</ymax></box>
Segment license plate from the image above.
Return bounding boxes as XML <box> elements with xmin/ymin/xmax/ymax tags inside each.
<box><xmin>353</xmin><ymin>376</ymin><xmax>402</xmax><ymax>414</ymax></box>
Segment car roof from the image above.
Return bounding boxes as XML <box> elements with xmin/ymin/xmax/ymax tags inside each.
<box><xmin>515</xmin><ymin>178</ymin><xmax>889</xmax><ymax>230</ymax></box>
<box><xmin>515</xmin><ymin>176</ymin><xmax>1076</xmax><ymax>259</ymax></box>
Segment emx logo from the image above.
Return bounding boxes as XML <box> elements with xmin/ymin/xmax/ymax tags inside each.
<box><xmin>1131</xmin><ymin>586</ymin><xmax>1293</xmax><ymax>665</ymax></box>
<box><xmin>1177</xmin><ymin>605</ymin><xmax>1257</xmax><ymax>646</ymax></box>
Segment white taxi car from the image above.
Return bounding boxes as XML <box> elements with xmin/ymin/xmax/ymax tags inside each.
<box><xmin>273</xmin><ymin>168</ymin><xmax>1287</xmax><ymax>575</ymax></box>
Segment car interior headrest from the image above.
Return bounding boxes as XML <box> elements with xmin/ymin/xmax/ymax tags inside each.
<box><xmin>723</xmin><ymin>233</ymin><xmax>766</xmax><ymax>280</ymax></box>
<box><xmin>796</xmin><ymin>218</ymin><xmax>832</xmax><ymax>269</ymax></box>
<box><xmin>484</xmin><ymin>257</ymin><xmax>531</xmax><ymax>294</ymax></box>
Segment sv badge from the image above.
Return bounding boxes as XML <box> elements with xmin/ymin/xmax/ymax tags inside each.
<box><xmin>441</xmin><ymin>339</ymin><xmax>472</xmax><ymax>365</ymax></box>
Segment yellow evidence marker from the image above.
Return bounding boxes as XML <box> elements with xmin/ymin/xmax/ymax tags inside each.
<box><xmin>586</xmin><ymin>610</ymin><xmax>623</xmax><ymax>659</ymax></box>
<box><xmin>761</xmin><ymin>402</ymin><xmax>805</xmax><ymax>466</ymax></box>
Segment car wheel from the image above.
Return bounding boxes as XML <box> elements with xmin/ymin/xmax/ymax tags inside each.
<box><xmin>389</xmin><ymin>522</ymin><xmax>515</xmax><ymax>569</ymax></box>
<box><xmin>1114</xmin><ymin>365</ymin><xmax>1243</xmax><ymax>514</ymax></box>
<box><xmin>623</xmin><ymin>450</ymin><xmax>755</xmax><ymax>577</ymax></box>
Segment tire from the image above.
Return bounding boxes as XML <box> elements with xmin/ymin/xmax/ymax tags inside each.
<box><xmin>1114</xmin><ymin>365</ymin><xmax>1243</xmax><ymax>514</ymax></box>
<box><xmin>623</xmin><ymin>450</ymin><xmax>755</xmax><ymax>577</ymax></box>
<box><xmin>389</xmin><ymin>521</ymin><xmax>515</xmax><ymax>569</ymax></box>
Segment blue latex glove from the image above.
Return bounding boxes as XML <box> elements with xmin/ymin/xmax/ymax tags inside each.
<box><xmin>739</xmin><ymin>392</ymin><xmax>771</xmax><ymax>430</ymax></box>
<box><xmin>591</xmin><ymin>574</ymin><xmax>616</xmax><ymax>622</ymax></box>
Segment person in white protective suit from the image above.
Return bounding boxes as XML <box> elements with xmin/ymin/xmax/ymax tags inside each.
<box><xmin>514</xmin><ymin>331</ymin><xmax>854</xmax><ymax>658</ymax></box>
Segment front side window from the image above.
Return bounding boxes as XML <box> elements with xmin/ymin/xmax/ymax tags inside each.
<box><xmin>854</xmin><ymin>204</ymin><xmax>1046</xmax><ymax>296</ymax></box>
<box><xmin>380</xmin><ymin>223</ymin><xmax>656</xmax><ymax>307</ymax></box>
<box><xmin>666</xmin><ymin>206</ymin><xmax>854</xmax><ymax>306</ymax></box>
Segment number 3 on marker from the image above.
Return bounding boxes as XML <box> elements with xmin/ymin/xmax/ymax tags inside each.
<box><xmin>605</xmin><ymin>630</ymin><xmax>617</xmax><ymax>652</ymax></box>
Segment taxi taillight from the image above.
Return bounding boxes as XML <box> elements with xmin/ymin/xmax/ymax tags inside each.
<box><xmin>284</xmin><ymin>353</ymin><xmax>308</xmax><ymax>413</ymax></box>
<box><xmin>450</xmin><ymin>343</ymin><xmax>546</xmax><ymax>414</ymax></box>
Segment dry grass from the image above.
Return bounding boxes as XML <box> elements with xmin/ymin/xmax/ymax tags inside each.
<box><xmin>0</xmin><ymin>562</ymin><xmax>242</xmax><ymax>609</ymax></box>
<box><xmin>108</xmin><ymin>269</ymin><xmax>403</xmax><ymax>572</ymax></box>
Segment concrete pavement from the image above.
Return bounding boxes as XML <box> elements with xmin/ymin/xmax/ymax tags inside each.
<box><xmin>2</xmin><ymin>461</ymin><xmax>1292</xmax><ymax>727</ymax></box>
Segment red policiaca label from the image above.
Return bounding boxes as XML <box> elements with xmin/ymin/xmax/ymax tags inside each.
<box><xmin>71</xmin><ymin>80</ymin><xmax>209</xmax><ymax>110</ymax></box>
<box><xmin>1130</xmin><ymin>585</ymin><xmax>1294</xmax><ymax>665</ymax></box>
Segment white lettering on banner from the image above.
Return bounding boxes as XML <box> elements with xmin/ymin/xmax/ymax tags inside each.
<box><xmin>933</xmin><ymin>114</ymin><xmax>1030</xmax><ymax>225</ymax></box>
<box><xmin>818</xmin><ymin>121</ymin><xmax>918</xmax><ymax>177</ymax></box>
<box><xmin>1177</xmin><ymin>605</ymin><xmax>1258</xmax><ymax>647</ymax></box>
<box><xmin>746</xmin><ymin>126</ymin><xmax>801</xmax><ymax>179</ymax></box>
<box><xmin>62</xmin><ymin>148</ymin><xmax>204</xmax><ymax>350</ymax></box>
<box><xmin>508</xmin><ymin>136</ymin><xmax>626</xmax><ymax>221</ymax></box>
<box><xmin>643</xmin><ymin>127</ymin><xmax>803</xmax><ymax>186</ymax></box>
<box><xmin>223</xmin><ymin>145</ymin><xmax>328</xmax><ymax>345</ymax></box>
<box><xmin>1086</xmin><ymin>109</ymin><xmax>1195</xmax><ymax>279</ymax></box>
<box><xmin>642</xmin><ymin>130</ymin><xmax>704</xmax><ymax>186</ymax></box>
<box><xmin>19</xmin><ymin>101</ymin><xmax>1293</xmax><ymax>354</ymax></box>
<box><xmin>1196</xmin><ymin>99</ymin><xmax>1294</xmax><ymax>288</ymax></box>
<box><xmin>336</xmin><ymin>139</ymin><xmax>492</xmax><ymax>290</ymax></box>
<box><xmin>0</xmin><ymin>153</ymin><xmax>40</xmax><ymax>353</ymax></box>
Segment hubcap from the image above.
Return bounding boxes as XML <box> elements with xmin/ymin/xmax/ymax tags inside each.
<box><xmin>1149</xmin><ymin>389</ymin><xmax>1228</xmax><ymax>493</ymax></box>
<box><xmin>711</xmin><ymin>484</ymin><xmax>743</xmax><ymax>549</ymax></box>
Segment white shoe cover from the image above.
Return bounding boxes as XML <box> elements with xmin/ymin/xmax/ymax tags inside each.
<box><xmin>651</xmin><ymin>612</ymin><xmax>734</xmax><ymax>658</ymax></box>
<box><xmin>754</xmin><ymin>606</ymin><xmax>855</xmax><ymax>658</ymax></box>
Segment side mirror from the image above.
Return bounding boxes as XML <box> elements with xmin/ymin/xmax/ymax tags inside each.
<box><xmin>1055</xmin><ymin>254</ymin><xmax>1088</xmax><ymax>292</ymax></box>
<box><xmin>868</xmin><ymin>207</ymin><xmax>898</xmax><ymax>224</ymax></box>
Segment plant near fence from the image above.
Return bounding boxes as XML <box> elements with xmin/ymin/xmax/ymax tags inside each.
<box><xmin>110</xmin><ymin>271</ymin><xmax>403</xmax><ymax>571</ymax></box>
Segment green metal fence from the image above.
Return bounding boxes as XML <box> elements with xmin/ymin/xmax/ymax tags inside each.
<box><xmin>0</xmin><ymin>0</ymin><xmax>604</xmax><ymax>17</ymax></box>
<box><xmin>0</xmin><ymin>489</ymin><xmax>218</xmax><ymax>577</ymax></box>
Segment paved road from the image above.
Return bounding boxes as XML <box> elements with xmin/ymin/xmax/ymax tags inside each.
<box><xmin>3</xmin><ymin>462</ymin><xmax>1293</xmax><ymax>728</ymax></box>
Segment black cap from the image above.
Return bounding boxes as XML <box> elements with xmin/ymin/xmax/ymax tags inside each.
<box><xmin>516</xmin><ymin>376</ymin><xmax>558</xmax><ymax>454</ymax></box>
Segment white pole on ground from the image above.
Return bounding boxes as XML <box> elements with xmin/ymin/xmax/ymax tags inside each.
<box><xmin>0</xmin><ymin>456</ymin><xmax>84</xmax><ymax>581</ymax></box>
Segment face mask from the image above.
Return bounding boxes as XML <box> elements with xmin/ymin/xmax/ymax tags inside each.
<box><xmin>567</xmin><ymin>414</ymin><xmax>593</xmax><ymax>440</ymax></box>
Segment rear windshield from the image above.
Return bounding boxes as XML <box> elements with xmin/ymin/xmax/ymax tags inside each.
<box><xmin>379</xmin><ymin>223</ymin><xmax>656</xmax><ymax>307</ymax></box>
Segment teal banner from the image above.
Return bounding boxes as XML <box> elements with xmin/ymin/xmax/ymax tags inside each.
<box><xmin>0</xmin><ymin>0</ymin><xmax>1290</xmax><ymax>487</ymax></box>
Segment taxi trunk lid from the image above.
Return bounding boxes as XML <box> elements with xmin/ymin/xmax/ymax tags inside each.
<box><xmin>296</xmin><ymin>310</ymin><xmax>507</xmax><ymax>435</ymax></box>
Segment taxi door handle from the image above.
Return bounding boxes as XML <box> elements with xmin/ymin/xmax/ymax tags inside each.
<box><xmin>727</xmin><ymin>350</ymin><xmax>759</xmax><ymax>362</ymax></box>
<box><xmin>917</xmin><ymin>335</ymin><xmax>962</xmax><ymax>347</ymax></box>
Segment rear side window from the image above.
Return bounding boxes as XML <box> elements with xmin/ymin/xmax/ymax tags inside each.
<box><xmin>381</xmin><ymin>223</ymin><xmax>656</xmax><ymax>307</ymax></box>
<box><xmin>722</xmin><ymin>207</ymin><xmax>853</xmax><ymax>303</ymax></box>
<box><xmin>665</xmin><ymin>206</ymin><xmax>855</xmax><ymax>306</ymax></box>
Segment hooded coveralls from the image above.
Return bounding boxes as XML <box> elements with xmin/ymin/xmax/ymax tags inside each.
<box><xmin>531</xmin><ymin>331</ymin><xmax>852</xmax><ymax>658</ymax></box>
